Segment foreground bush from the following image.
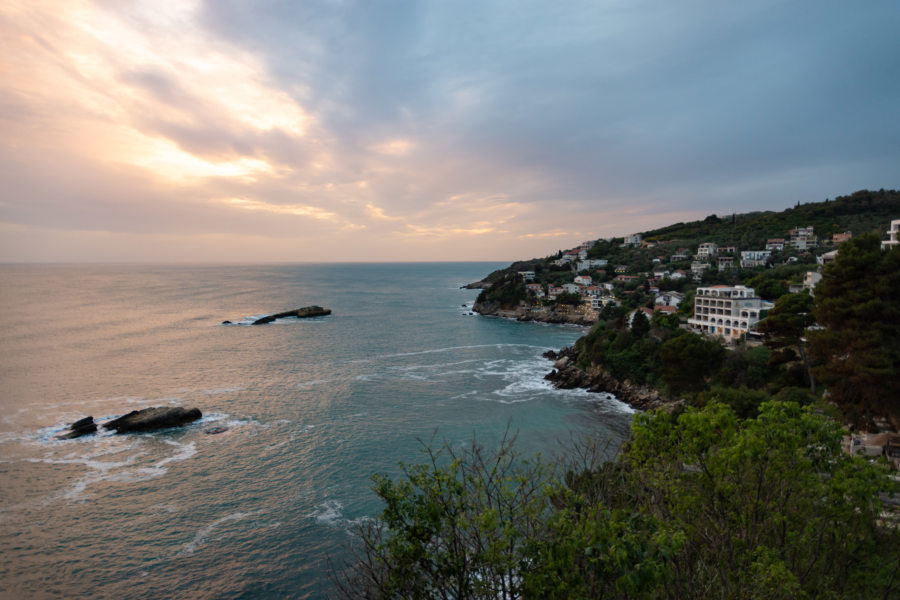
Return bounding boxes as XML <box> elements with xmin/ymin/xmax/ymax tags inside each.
<box><xmin>338</xmin><ymin>403</ymin><xmax>900</xmax><ymax>599</ymax></box>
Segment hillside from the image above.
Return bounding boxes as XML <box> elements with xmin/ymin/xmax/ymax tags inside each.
<box><xmin>472</xmin><ymin>189</ymin><xmax>899</xmax><ymax>315</ymax></box>
<box><xmin>640</xmin><ymin>188</ymin><xmax>900</xmax><ymax>249</ymax></box>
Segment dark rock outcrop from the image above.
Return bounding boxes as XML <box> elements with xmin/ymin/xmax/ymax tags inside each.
<box><xmin>252</xmin><ymin>306</ymin><xmax>331</xmax><ymax>325</ymax></box>
<box><xmin>473</xmin><ymin>301</ymin><xmax>595</xmax><ymax>326</ymax></box>
<box><xmin>103</xmin><ymin>407</ymin><xmax>202</xmax><ymax>433</ymax></box>
<box><xmin>56</xmin><ymin>416</ymin><xmax>98</xmax><ymax>440</ymax></box>
<box><xmin>544</xmin><ymin>346</ymin><xmax>680</xmax><ymax>412</ymax></box>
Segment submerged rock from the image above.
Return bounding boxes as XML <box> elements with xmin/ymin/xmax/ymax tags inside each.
<box><xmin>55</xmin><ymin>416</ymin><xmax>98</xmax><ymax>440</ymax></box>
<box><xmin>103</xmin><ymin>407</ymin><xmax>202</xmax><ymax>433</ymax></box>
<box><xmin>251</xmin><ymin>306</ymin><xmax>331</xmax><ymax>325</ymax></box>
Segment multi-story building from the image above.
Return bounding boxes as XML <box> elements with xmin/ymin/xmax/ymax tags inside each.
<box><xmin>883</xmin><ymin>220</ymin><xmax>900</xmax><ymax>251</ymax></box>
<box><xmin>740</xmin><ymin>250</ymin><xmax>771</xmax><ymax>268</ymax></box>
<box><xmin>688</xmin><ymin>285</ymin><xmax>773</xmax><ymax>340</ymax></box>
<box><xmin>697</xmin><ymin>242</ymin><xmax>718</xmax><ymax>258</ymax></box>
<box><xmin>624</xmin><ymin>233</ymin><xmax>642</xmax><ymax>247</ymax></box>
<box><xmin>789</xmin><ymin>226</ymin><xmax>817</xmax><ymax>250</ymax></box>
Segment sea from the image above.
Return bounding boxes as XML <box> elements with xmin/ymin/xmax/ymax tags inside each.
<box><xmin>0</xmin><ymin>262</ymin><xmax>633</xmax><ymax>599</ymax></box>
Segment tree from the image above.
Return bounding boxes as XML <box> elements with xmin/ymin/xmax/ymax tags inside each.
<box><xmin>808</xmin><ymin>234</ymin><xmax>900</xmax><ymax>426</ymax></box>
<box><xmin>658</xmin><ymin>331</ymin><xmax>725</xmax><ymax>396</ymax></box>
<box><xmin>623</xmin><ymin>401</ymin><xmax>900</xmax><ymax>600</ymax></box>
<box><xmin>757</xmin><ymin>290</ymin><xmax>816</xmax><ymax>393</ymax></box>
<box><xmin>337</xmin><ymin>432</ymin><xmax>552</xmax><ymax>599</ymax></box>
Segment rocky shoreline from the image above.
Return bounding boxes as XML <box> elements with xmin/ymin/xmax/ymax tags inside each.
<box><xmin>542</xmin><ymin>346</ymin><xmax>682</xmax><ymax>412</ymax></box>
<box><xmin>472</xmin><ymin>300</ymin><xmax>595</xmax><ymax>326</ymax></box>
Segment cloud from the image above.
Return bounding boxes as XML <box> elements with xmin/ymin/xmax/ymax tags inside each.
<box><xmin>1</xmin><ymin>0</ymin><xmax>899</xmax><ymax>262</ymax></box>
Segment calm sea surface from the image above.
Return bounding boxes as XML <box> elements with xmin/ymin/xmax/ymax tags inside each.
<box><xmin>0</xmin><ymin>263</ymin><xmax>632</xmax><ymax>599</ymax></box>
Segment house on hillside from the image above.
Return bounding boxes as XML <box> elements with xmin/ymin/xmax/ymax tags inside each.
<box><xmin>741</xmin><ymin>250</ymin><xmax>771</xmax><ymax>268</ymax></box>
<box><xmin>766</xmin><ymin>238</ymin><xmax>785</xmax><ymax>252</ymax></box>
<box><xmin>688</xmin><ymin>285</ymin><xmax>773</xmax><ymax>340</ymax></box>
<box><xmin>574</xmin><ymin>275</ymin><xmax>593</xmax><ymax>286</ymax></box>
<box><xmin>690</xmin><ymin>262</ymin><xmax>710</xmax><ymax>280</ymax></box>
<box><xmin>717</xmin><ymin>256</ymin><xmax>735</xmax><ymax>270</ymax></box>
<box><xmin>518</xmin><ymin>271</ymin><xmax>535</xmax><ymax>281</ymax></box>
<box><xmin>525</xmin><ymin>283</ymin><xmax>545</xmax><ymax>298</ymax></box>
<box><xmin>655</xmin><ymin>291</ymin><xmax>685</xmax><ymax>307</ymax></box>
<box><xmin>804</xmin><ymin>271</ymin><xmax>822</xmax><ymax>294</ymax></box>
<box><xmin>832</xmin><ymin>231</ymin><xmax>852</xmax><ymax>244</ymax></box>
<box><xmin>670</xmin><ymin>248</ymin><xmax>690</xmax><ymax>261</ymax></box>
<box><xmin>697</xmin><ymin>242</ymin><xmax>718</xmax><ymax>258</ymax></box>
<box><xmin>883</xmin><ymin>219</ymin><xmax>900</xmax><ymax>250</ymax></box>
<box><xmin>789</xmin><ymin>226</ymin><xmax>817</xmax><ymax>250</ymax></box>
<box><xmin>624</xmin><ymin>233</ymin><xmax>642</xmax><ymax>247</ymax></box>
<box><xmin>577</xmin><ymin>259</ymin><xmax>608</xmax><ymax>271</ymax></box>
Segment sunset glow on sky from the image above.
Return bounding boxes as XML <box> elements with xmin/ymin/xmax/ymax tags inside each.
<box><xmin>1</xmin><ymin>1</ymin><xmax>898</xmax><ymax>262</ymax></box>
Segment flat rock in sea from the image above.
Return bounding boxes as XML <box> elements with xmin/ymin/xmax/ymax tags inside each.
<box><xmin>251</xmin><ymin>306</ymin><xmax>331</xmax><ymax>325</ymax></box>
<box><xmin>103</xmin><ymin>407</ymin><xmax>202</xmax><ymax>433</ymax></box>
<box><xmin>55</xmin><ymin>416</ymin><xmax>98</xmax><ymax>440</ymax></box>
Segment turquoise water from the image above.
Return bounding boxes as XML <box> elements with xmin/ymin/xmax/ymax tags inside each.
<box><xmin>0</xmin><ymin>263</ymin><xmax>632</xmax><ymax>598</ymax></box>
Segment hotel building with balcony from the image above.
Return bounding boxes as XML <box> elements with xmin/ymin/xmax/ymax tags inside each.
<box><xmin>688</xmin><ymin>285</ymin><xmax>773</xmax><ymax>340</ymax></box>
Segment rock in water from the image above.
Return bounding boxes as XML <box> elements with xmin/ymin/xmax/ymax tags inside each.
<box><xmin>103</xmin><ymin>407</ymin><xmax>202</xmax><ymax>433</ymax></box>
<box><xmin>56</xmin><ymin>416</ymin><xmax>98</xmax><ymax>440</ymax></box>
<box><xmin>251</xmin><ymin>305</ymin><xmax>331</xmax><ymax>325</ymax></box>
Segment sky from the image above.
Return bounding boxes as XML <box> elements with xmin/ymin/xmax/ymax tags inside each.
<box><xmin>1</xmin><ymin>1</ymin><xmax>898</xmax><ymax>263</ymax></box>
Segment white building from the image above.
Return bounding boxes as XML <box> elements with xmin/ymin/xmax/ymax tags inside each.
<box><xmin>690</xmin><ymin>262</ymin><xmax>710</xmax><ymax>280</ymax></box>
<box><xmin>766</xmin><ymin>238</ymin><xmax>786</xmax><ymax>252</ymax></box>
<box><xmin>624</xmin><ymin>233</ymin><xmax>642</xmax><ymax>247</ymax></box>
<box><xmin>740</xmin><ymin>250</ymin><xmax>771</xmax><ymax>268</ymax></box>
<box><xmin>883</xmin><ymin>219</ymin><xmax>900</xmax><ymax>250</ymax></box>
<box><xmin>697</xmin><ymin>242</ymin><xmax>718</xmax><ymax>258</ymax></box>
<box><xmin>688</xmin><ymin>285</ymin><xmax>773</xmax><ymax>340</ymax></box>
<box><xmin>574</xmin><ymin>275</ymin><xmax>593</xmax><ymax>286</ymax></box>
<box><xmin>518</xmin><ymin>271</ymin><xmax>535</xmax><ymax>281</ymax></box>
<box><xmin>655</xmin><ymin>291</ymin><xmax>685</xmax><ymax>307</ymax></box>
<box><xmin>577</xmin><ymin>259</ymin><xmax>608</xmax><ymax>271</ymax></box>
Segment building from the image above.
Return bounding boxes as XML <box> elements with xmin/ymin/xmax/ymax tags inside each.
<box><xmin>574</xmin><ymin>275</ymin><xmax>592</xmax><ymax>286</ymax></box>
<box><xmin>688</xmin><ymin>285</ymin><xmax>773</xmax><ymax>340</ymax></box>
<box><xmin>690</xmin><ymin>261</ymin><xmax>710</xmax><ymax>280</ymax></box>
<box><xmin>804</xmin><ymin>271</ymin><xmax>822</xmax><ymax>294</ymax></box>
<box><xmin>789</xmin><ymin>226</ymin><xmax>817</xmax><ymax>250</ymax></box>
<box><xmin>525</xmin><ymin>283</ymin><xmax>545</xmax><ymax>298</ymax></box>
<box><xmin>717</xmin><ymin>256</ymin><xmax>735</xmax><ymax>270</ymax></box>
<box><xmin>832</xmin><ymin>231</ymin><xmax>852</xmax><ymax>244</ymax></box>
<box><xmin>670</xmin><ymin>248</ymin><xmax>690</xmax><ymax>261</ymax></box>
<box><xmin>766</xmin><ymin>238</ymin><xmax>785</xmax><ymax>252</ymax></box>
<box><xmin>577</xmin><ymin>259</ymin><xmax>608</xmax><ymax>271</ymax></box>
<box><xmin>740</xmin><ymin>250</ymin><xmax>771</xmax><ymax>268</ymax></box>
<box><xmin>624</xmin><ymin>233</ymin><xmax>642</xmax><ymax>247</ymax></box>
<box><xmin>883</xmin><ymin>219</ymin><xmax>900</xmax><ymax>251</ymax></box>
<box><xmin>697</xmin><ymin>242</ymin><xmax>718</xmax><ymax>258</ymax></box>
<box><xmin>518</xmin><ymin>271</ymin><xmax>535</xmax><ymax>281</ymax></box>
<box><xmin>655</xmin><ymin>291</ymin><xmax>685</xmax><ymax>307</ymax></box>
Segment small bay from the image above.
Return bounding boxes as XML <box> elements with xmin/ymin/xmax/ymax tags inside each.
<box><xmin>0</xmin><ymin>263</ymin><xmax>632</xmax><ymax>599</ymax></box>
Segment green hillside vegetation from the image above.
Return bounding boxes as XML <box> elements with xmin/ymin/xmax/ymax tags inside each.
<box><xmin>641</xmin><ymin>188</ymin><xmax>900</xmax><ymax>249</ymax></box>
<box><xmin>475</xmin><ymin>189</ymin><xmax>900</xmax><ymax>313</ymax></box>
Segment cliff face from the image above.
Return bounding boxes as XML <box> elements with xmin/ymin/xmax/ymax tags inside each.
<box><xmin>543</xmin><ymin>347</ymin><xmax>682</xmax><ymax>412</ymax></box>
<box><xmin>472</xmin><ymin>300</ymin><xmax>595</xmax><ymax>326</ymax></box>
